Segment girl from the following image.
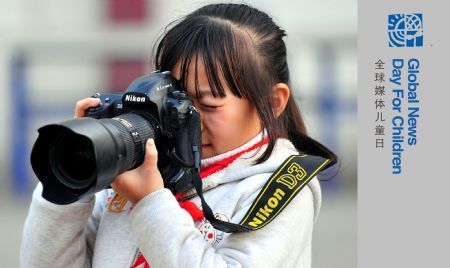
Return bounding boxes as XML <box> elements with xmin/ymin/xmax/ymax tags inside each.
<box><xmin>21</xmin><ymin>3</ymin><xmax>336</xmax><ymax>268</ymax></box>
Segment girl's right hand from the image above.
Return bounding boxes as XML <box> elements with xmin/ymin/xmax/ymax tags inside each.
<box><xmin>73</xmin><ymin>98</ymin><xmax>101</xmax><ymax>118</ymax></box>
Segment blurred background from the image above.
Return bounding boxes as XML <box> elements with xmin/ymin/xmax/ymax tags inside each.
<box><xmin>0</xmin><ymin>0</ymin><xmax>356</xmax><ymax>267</ymax></box>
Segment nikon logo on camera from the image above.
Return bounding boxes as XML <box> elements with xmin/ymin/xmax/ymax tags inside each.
<box><xmin>124</xmin><ymin>94</ymin><xmax>147</xmax><ymax>103</ymax></box>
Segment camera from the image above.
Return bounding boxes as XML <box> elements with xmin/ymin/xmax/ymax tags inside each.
<box><xmin>30</xmin><ymin>71</ymin><xmax>202</xmax><ymax>205</ymax></box>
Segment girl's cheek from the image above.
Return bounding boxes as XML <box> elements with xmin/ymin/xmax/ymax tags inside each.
<box><xmin>207</xmin><ymin>113</ymin><xmax>227</xmax><ymax>128</ymax></box>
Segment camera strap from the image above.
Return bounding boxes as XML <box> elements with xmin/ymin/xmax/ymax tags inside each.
<box><xmin>192</xmin><ymin>154</ymin><xmax>334</xmax><ymax>233</ymax></box>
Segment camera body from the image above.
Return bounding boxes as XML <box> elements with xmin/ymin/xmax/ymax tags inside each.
<box><xmin>87</xmin><ymin>70</ymin><xmax>201</xmax><ymax>190</ymax></box>
<box><xmin>30</xmin><ymin>71</ymin><xmax>202</xmax><ymax>204</ymax></box>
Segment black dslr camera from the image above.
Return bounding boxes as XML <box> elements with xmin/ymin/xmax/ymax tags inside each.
<box><xmin>30</xmin><ymin>71</ymin><xmax>202</xmax><ymax>204</ymax></box>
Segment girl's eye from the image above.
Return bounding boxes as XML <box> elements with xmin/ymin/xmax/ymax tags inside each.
<box><xmin>200</xmin><ymin>103</ymin><xmax>220</xmax><ymax>110</ymax></box>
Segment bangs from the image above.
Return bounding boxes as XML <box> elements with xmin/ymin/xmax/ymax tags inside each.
<box><xmin>155</xmin><ymin>16</ymin><xmax>258</xmax><ymax>99</ymax></box>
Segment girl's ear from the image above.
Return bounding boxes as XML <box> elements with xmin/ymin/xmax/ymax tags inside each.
<box><xmin>272</xmin><ymin>83</ymin><xmax>291</xmax><ymax>118</ymax></box>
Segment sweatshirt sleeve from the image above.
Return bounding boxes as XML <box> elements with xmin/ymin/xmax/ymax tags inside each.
<box><xmin>20</xmin><ymin>183</ymin><xmax>105</xmax><ymax>268</ymax></box>
<box><xmin>130</xmin><ymin>185</ymin><xmax>316</xmax><ymax>268</ymax></box>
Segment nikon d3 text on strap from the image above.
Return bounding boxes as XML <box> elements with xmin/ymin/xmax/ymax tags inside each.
<box><xmin>193</xmin><ymin>154</ymin><xmax>333</xmax><ymax>233</ymax></box>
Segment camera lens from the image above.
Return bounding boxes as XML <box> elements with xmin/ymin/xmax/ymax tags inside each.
<box><xmin>51</xmin><ymin>132</ymin><xmax>96</xmax><ymax>189</ymax></box>
<box><xmin>99</xmin><ymin>113</ymin><xmax>157</xmax><ymax>171</ymax></box>
<box><xmin>31</xmin><ymin>113</ymin><xmax>158</xmax><ymax>204</ymax></box>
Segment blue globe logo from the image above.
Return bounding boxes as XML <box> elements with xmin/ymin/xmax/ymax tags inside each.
<box><xmin>388</xmin><ymin>13</ymin><xmax>423</xmax><ymax>47</ymax></box>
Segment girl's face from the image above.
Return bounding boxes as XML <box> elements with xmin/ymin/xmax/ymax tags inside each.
<box><xmin>172</xmin><ymin>60</ymin><xmax>262</xmax><ymax>159</ymax></box>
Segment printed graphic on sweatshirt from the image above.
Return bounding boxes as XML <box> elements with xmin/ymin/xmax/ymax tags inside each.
<box><xmin>107</xmin><ymin>191</ymin><xmax>134</xmax><ymax>213</ymax></box>
<box><xmin>197</xmin><ymin>212</ymin><xmax>229</xmax><ymax>247</ymax></box>
<box><xmin>105</xmin><ymin>190</ymin><xmax>115</xmax><ymax>208</ymax></box>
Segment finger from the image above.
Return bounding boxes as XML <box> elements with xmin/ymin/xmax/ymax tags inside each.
<box><xmin>74</xmin><ymin>98</ymin><xmax>101</xmax><ymax>118</ymax></box>
<box><xmin>142</xmin><ymin>138</ymin><xmax>158</xmax><ymax>168</ymax></box>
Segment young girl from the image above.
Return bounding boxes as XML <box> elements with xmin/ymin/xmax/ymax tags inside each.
<box><xmin>21</xmin><ymin>3</ymin><xmax>336</xmax><ymax>268</ymax></box>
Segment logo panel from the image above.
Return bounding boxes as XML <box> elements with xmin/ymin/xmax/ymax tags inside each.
<box><xmin>388</xmin><ymin>13</ymin><xmax>423</xmax><ymax>47</ymax></box>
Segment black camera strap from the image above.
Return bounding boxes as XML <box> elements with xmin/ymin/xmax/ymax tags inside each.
<box><xmin>192</xmin><ymin>154</ymin><xmax>334</xmax><ymax>233</ymax></box>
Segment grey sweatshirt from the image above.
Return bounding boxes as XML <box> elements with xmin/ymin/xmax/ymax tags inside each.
<box><xmin>20</xmin><ymin>135</ymin><xmax>322</xmax><ymax>268</ymax></box>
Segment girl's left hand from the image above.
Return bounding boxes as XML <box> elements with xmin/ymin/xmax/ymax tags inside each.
<box><xmin>111</xmin><ymin>138</ymin><xmax>164</xmax><ymax>204</ymax></box>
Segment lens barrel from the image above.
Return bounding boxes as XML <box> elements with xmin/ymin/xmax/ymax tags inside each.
<box><xmin>31</xmin><ymin>113</ymin><xmax>156</xmax><ymax>204</ymax></box>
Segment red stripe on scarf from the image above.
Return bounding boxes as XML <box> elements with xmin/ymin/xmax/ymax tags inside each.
<box><xmin>131</xmin><ymin>252</ymin><xmax>151</xmax><ymax>268</ymax></box>
<box><xmin>199</xmin><ymin>137</ymin><xmax>269</xmax><ymax>179</ymax></box>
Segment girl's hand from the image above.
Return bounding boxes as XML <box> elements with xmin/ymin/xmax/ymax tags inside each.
<box><xmin>111</xmin><ymin>138</ymin><xmax>164</xmax><ymax>204</ymax></box>
<box><xmin>74</xmin><ymin>97</ymin><xmax>101</xmax><ymax>118</ymax></box>
<box><xmin>73</xmin><ymin>97</ymin><xmax>164</xmax><ymax>203</ymax></box>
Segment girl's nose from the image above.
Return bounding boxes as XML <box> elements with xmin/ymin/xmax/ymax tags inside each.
<box><xmin>191</xmin><ymin>98</ymin><xmax>204</xmax><ymax>132</ymax></box>
<box><xmin>194</xmin><ymin>101</ymin><xmax>204</xmax><ymax>132</ymax></box>
<box><xmin>200</xmin><ymin>116</ymin><xmax>204</xmax><ymax>132</ymax></box>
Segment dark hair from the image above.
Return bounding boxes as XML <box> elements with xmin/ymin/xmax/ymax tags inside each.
<box><xmin>154</xmin><ymin>3</ymin><xmax>336</xmax><ymax>165</ymax></box>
